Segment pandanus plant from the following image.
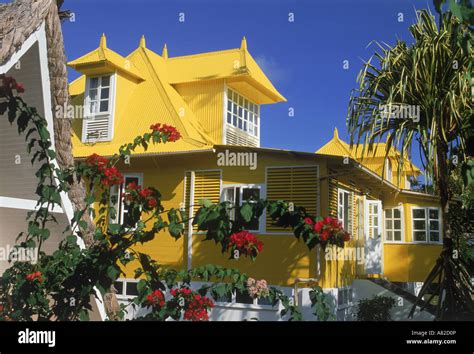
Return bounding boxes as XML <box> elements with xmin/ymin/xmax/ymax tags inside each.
<box><xmin>347</xmin><ymin>9</ymin><xmax>473</xmax><ymax>320</ymax></box>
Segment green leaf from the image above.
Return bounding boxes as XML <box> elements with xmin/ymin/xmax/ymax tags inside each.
<box><xmin>239</xmin><ymin>203</ymin><xmax>253</xmax><ymax>222</ymax></box>
<box><xmin>199</xmin><ymin>199</ymin><xmax>213</xmax><ymax>207</ymax></box>
<box><xmin>168</xmin><ymin>221</ymin><xmax>183</xmax><ymax>239</ymax></box>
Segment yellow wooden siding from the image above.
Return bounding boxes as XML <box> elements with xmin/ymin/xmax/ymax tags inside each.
<box><xmin>266</xmin><ymin>166</ymin><xmax>319</xmax><ymax>232</ymax></box>
<box><xmin>174</xmin><ymin>80</ymin><xmax>224</xmax><ymax>144</ymax></box>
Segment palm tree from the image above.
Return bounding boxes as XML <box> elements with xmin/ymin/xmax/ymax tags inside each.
<box><xmin>347</xmin><ymin>9</ymin><xmax>473</xmax><ymax>320</ymax></box>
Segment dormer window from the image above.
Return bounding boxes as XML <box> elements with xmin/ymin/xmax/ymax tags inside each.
<box><xmin>82</xmin><ymin>74</ymin><xmax>115</xmax><ymax>142</ymax></box>
<box><xmin>224</xmin><ymin>88</ymin><xmax>260</xmax><ymax>147</ymax></box>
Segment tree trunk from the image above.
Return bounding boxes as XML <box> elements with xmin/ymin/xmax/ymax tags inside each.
<box><xmin>44</xmin><ymin>0</ymin><xmax>120</xmax><ymax>320</ymax></box>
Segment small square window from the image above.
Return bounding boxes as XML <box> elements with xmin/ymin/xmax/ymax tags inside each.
<box><xmin>114</xmin><ymin>281</ymin><xmax>124</xmax><ymax>295</ymax></box>
<box><xmin>394</xmin><ymin>231</ymin><xmax>401</xmax><ymax>241</ymax></box>
<box><xmin>413</xmin><ymin>209</ymin><xmax>425</xmax><ymax>219</ymax></box>
<box><xmin>414</xmin><ymin>220</ymin><xmax>426</xmax><ymax>230</ymax></box>
<box><xmin>414</xmin><ymin>231</ymin><xmax>426</xmax><ymax>241</ymax></box>
<box><xmin>429</xmin><ymin>220</ymin><xmax>439</xmax><ymax>231</ymax></box>
<box><xmin>101</xmin><ymin>87</ymin><xmax>110</xmax><ymax>99</ymax></box>
<box><xmin>125</xmin><ymin>282</ymin><xmax>139</xmax><ymax>296</ymax></box>
<box><xmin>430</xmin><ymin>232</ymin><xmax>439</xmax><ymax>242</ymax></box>
<box><xmin>429</xmin><ymin>209</ymin><xmax>439</xmax><ymax>219</ymax></box>
<box><xmin>101</xmin><ymin>75</ymin><xmax>110</xmax><ymax>87</ymax></box>
<box><xmin>394</xmin><ymin>208</ymin><xmax>401</xmax><ymax>218</ymax></box>
<box><xmin>90</xmin><ymin>77</ymin><xmax>99</xmax><ymax>88</ymax></box>
<box><xmin>99</xmin><ymin>100</ymin><xmax>109</xmax><ymax>112</ymax></box>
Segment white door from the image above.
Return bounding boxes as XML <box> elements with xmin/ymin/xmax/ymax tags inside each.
<box><xmin>364</xmin><ymin>200</ymin><xmax>382</xmax><ymax>274</ymax></box>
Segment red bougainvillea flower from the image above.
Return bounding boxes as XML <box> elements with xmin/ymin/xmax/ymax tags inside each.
<box><xmin>1</xmin><ymin>75</ymin><xmax>25</xmax><ymax>94</ymax></box>
<box><xmin>314</xmin><ymin>221</ymin><xmax>324</xmax><ymax>233</ymax></box>
<box><xmin>101</xmin><ymin>167</ymin><xmax>124</xmax><ymax>187</ymax></box>
<box><xmin>170</xmin><ymin>287</ymin><xmax>214</xmax><ymax>321</ymax></box>
<box><xmin>150</xmin><ymin>123</ymin><xmax>161</xmax><ymax>131</ymax></box>
<box><xmin>86</xmin><ymin>153</ymin><xmax>108</xmax><ymax>172</ymax></box>
<box><xmin>148</xmin><ymin>198</ymin><xmax>158</xmax><ymax>208</ymax></box>
<box><xmin>227</xmin><ymin>230</ymin><xmax>263</xmax><ymax>259</ymax></box>
<box><xmin>149</xmin><ymin>123</ymin><xmax>181</xmax><ymax>142</ymax></box>
<box><xmin>26</xmin><ymin>271</ymin><xmax>43</xmax><ymax>283</ymax></box>
<box><xmin>139</xmin><ymin>188</ymin><xmax>153</xmax><ymax>199</ymax></box>
<box><xmin>146</xmin><ymin>290</ymin><xmax>165</xmax><ymax>307</ymax></box>
<box><xmin>126</xmin><ymin>181</ymin><xmax>140</xmax><ymax>191</ymax></box>
<box><xmin>304</xmin><ymin>217</ymin><xmax>313</xmax><ymax>226</ymax></box>
<box><xmin>343</xmin><ymin>232</ymin><xmax>351</xmax><ymax>242</ymax></box>
<box><xmin>313</xmin><ymin>216</ymin><xmax>351</xmax><ymax>245</ymax></box>
<box><xmin>15</xmin><ymin>83</ymin><xmax>25</xmax><ymax>93</ymax></box>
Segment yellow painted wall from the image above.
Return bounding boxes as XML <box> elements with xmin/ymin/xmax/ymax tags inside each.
<box><xmin>110</xmin><ymin>151</ymin><xmax>358</xmax><ymax>288</ymax></box>
<box><xmin>174</xmin><ymin>80</ymin><xmax>224</xmax><ymax>144</ymax></box>
<box><xmin>382</xmin><ymin>194</ymin><xmax>442</xmax><ymax>281</ymax></box>
<box><xmin>383</xmin><ymin>244</ymin><xmax>441</xmax><ymax>282</ymax></box>
<box><xmin>93</xmin><ymin>150</ymin><xmax>440</xmax><ymax>288</ymax></box>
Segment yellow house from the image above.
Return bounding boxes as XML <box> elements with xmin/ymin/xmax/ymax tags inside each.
<box><xmin>68</xmin><ymin>34</ymin><xmax>441</xmax><ymax>321</ymax></box>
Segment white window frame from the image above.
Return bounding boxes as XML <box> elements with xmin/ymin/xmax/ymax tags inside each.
<box><xmin>114</xmin><ymin>278</ymin><xmax>139</xmax><ymax>300</ymax></box>
<box><xmin>221</xmin><ymin>183</ymin><xmax>266</xmax><ymax>234</ymax></box>
<box><xmin>82</xmin><ymin>73</ymin><xmax>116</xmax><ymax>142</ymax></box>
<box><xmin>364</xmin><ymin>199</ymin><xmax>383</xmax><ymax>239</ymax></box>
<box><xmin>337</xmin><ymin>188</ymin><xmax>351</xmax><ymax>231</ymax></box>
<box><xmin>223</xmin><ymin>85</ymin><xmax>260</xmax><ymax>147</ymax></box>
<box><xmin>411</xmin><ymin>207</ymin><xmax>442</xmax><ymax>244</ymax></box>
<box><xmin>383</xmin><ymin>206</ymin><xmax>404</xmax><ymax>243</ymax></box>
<box><xmin>109</xmin><ymin>173</ymin><xmax>144</xmax><ymax>226</ymax></box>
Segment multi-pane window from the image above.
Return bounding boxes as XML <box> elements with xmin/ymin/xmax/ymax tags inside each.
<box><xmin>114</xmin><ymin>279</ymin><xmax>139</xmax><ymax>298</ymax></box>
<box><xmin>385</xmin><ymin>208</ymin><xmax>402</xmax><ymax>241</ymax></box>
<box><xmin>338</xmin><ymin>189</ymin><xmax>350</xmax><ymax>231</ymax></box>
<box><xmin>412</xmin><ymin>208</ymin><xmax>441</xmax><ymax>243</ymax></box>
<box><xmin>226</xmin><ymin>89</ymin><xmax>259</xmax><ymax>137</ymax></box>
<box><xmin>110</xmin><ymin>174</ymin><xmax>143</xmax><ymax>227</ymax></box>
<box><xmin>222</xmin><ymin>185</ymin><xmax>263</xmax><ymax>232</ymax></box>
<box><xmin>86</xmin><ymin>75</ymin><xmax>111</xmax><ymax>115</ymax></box>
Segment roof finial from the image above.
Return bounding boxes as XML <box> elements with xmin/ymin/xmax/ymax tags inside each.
<box><xmin>334</xmin><ymin>127</ymin><xmax>339</xmax><ymax>139</ymax></box>
<box><xmin>162</xmin><ymin>43</ymin><xmax>168</xmax><ymax>60</ymax></box>
<box><xmin>100</xmin><ymin>33</ymin><xmax>107</xmax><ymax>48</ymax></box>
<box><xmin>240</xmin><ymin>36</ymin><xmax>247</xmax><ymax>50</ymax></box>
<box><xmin>139</xmin><ymin>35</ymin><xmax>146</xmax><ymax>48</ymax></box>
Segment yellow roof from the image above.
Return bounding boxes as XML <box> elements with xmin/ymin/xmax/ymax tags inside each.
<box><xmin>316</xmin><ymin>128</ymin><xmax>421</xmax><ymax>175</ymax></box>
<box><xmin>68</xmin><ymin>34</ymin><xmax>144</xmax><ymax>81</ymax></box>
<box><xmin>167</xmin><ymin>37</ymin><xmax>286</xmax><ymax>104</ymax></box>
<box><xmin>69</xmin><ymin>35</ymin><xmax>214</xmax><ymax>158</ymax></box>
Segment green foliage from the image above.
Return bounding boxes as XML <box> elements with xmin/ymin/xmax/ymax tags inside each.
<box><xmin>309</xmin><ymin>286</ymin><xmax>335</xmax><ymax>321</ymax></box>
<box><xmin>356</xmin><ymin>296</ymin><xmax>396</xmax><ymax>321</ymax></box>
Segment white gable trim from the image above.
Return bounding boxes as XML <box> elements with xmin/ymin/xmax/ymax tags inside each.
<box><xmin>0</xmin><ymin>22</ymin><xmax>107</xmax><ymax>320</ymax></box>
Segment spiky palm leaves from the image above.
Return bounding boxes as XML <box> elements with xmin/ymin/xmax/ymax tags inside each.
<box><xmin>347</xmin><ymin>9</ymin><xmax>473</xmax><ymax>320</ymax></box>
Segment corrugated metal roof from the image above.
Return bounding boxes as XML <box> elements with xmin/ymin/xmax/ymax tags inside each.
<box><xmin>68</xmin><ymin>34</ymin><xmax>144</xmax><ymax>81</ymax></box>
<box><xmin>69</xmin><ymin>39</ymin><xmax>214</xmax><ymax>157</ymax></box>
<box><xmin>316</xmin><ymin>128</ymin><xmax>421</xmax><ymax>175</ymax></box>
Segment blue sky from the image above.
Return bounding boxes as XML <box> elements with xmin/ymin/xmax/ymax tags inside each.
<box><xmin>62</xmin><ymin>0</ymin><xmax>437</xmax><ymax>161</ymax></box>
